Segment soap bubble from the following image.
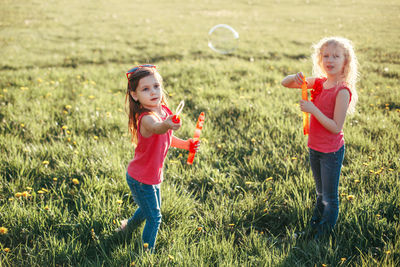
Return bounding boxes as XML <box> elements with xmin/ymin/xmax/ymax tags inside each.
<box><xmin>208</xmin><ymin>24</ymin><xmax>239</xmax><ymax>54</ymax></box>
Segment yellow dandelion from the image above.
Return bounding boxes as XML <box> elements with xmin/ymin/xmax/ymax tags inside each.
<box><xmin>251</xmin><ymin>138</ymin><xmax>256</xmax><ymax>143</ymax></box>
<box><xmin>0</xmin><ymin>227</ymin><xmax>8</xmax><ymax>234</ymax></box>
<box><xmin>4</xmin><ymin>248</ymin><xmax>10</xmax><ymax>253</ymax></box>
<box><xmin>263</xmin><ymin>208</ymin><xmax>268</xmax><ymax>213</ymax></box>
<box><xmin>37</xmin><ymin>190</ymin><xmax>45</xmax><ymax>194</ymax></box>
<box><xmin>130</xmin><ymin>262</ymin><xmax>135</xmax><ymax>266</ymax></box>
<box><xmin>42</xmin><ymin>160</ymin><xmax>50</xmax><ymax>165</ymax></box>
<box><xmin>62</xmin><ymin>125</ymin><xmax>68</xmax><ymax>130</ymax></box>
<box><xmin>116</xmin><ymin>200</ymin><xmax>123</xmax><ymax>204</ymax></box>
<box><xmin>53</xmin><ymin>177</ymin><xmax>58</xmax><ymax>181</ymax></box>
<box><xmin>197</xmin><ymin>227</ymin><xmax>203</xmax><ymax>231</ymax></box>
<box><xmin>143</xmin><ymin>243</ymin><xmax>149</xmax><ymax>249</ymax></box>
<box><xmin>88</xmin><ymin>95</ymin><xmax>95</xmax><ymax>99</ymax></box>
<box><xmin>8</xmin><ymin>197</ymin><xmax>14</xmax><ymax>201</ymax></box>
<box><xmin>15</xmin><ymin>192</ymin><xmax>22</xmax><ymax>198</ymax></box>
<box><xmin>322</xmin><ymin>264</ymin><xmax>327</xmax><ymax>267</ymax></box>
<box><xmin>376</xmin><ymin>214</ymin><xmax>381</xmax><ymax>219</ymax></box>
<box><xmin>42</xmin><ymin>188</ymin><xmax>48</xmax><ymax>193</ymax></box>
<box><xmin>341</xmin><ymin>258</ymin><xmax>346</xmax><ymax>263</ymax></box>
<box><xmin>362</xmin><ymin>162</ymin><xmax>369</xmax><ymax>166</ymax></box>
<box><xmin>20</xmin><ymin>123</ymin><xmax>25</xmax><ymax>128</ymax></box>
<box><xmin>347</xmin><ymin>195</ymin><xmax>355</xmax><ymax>201</ymax></box>
<box><xmin>245</xmin><ymin>181</ymin><xmax>253</xmax><ymax>185</ymax></box>
<box><xmin>37</xmin><ymin>78</ymin><xmax>43</xmax><ymax>83</ymax></box>
<box><xmin>3</xmin><ymin>89</ymin><xmax>8</xmax><ymax>93</ymax></box>
<box><xmin>93</xmin><ymin>136</ymin><xmax>99</xmax><ymax>140</ymax></box>
<box><xmin>386</xmin><ymin>250</ymin><xmax>391</xmax><ymax>255</ymax></box>
<box><xmin>178</xmin><ymin>153</ymin><xmax>183</xmax><ymax>158</ymax></box>
<box><xmin>354</xmin><ymin>180</ymin><xmax>360</xmax><ymax>184</ymax></box>
<box><xmin>44</xmin><ymin>206</ymin><xmax>49</xmax><ymax>210</ymax></box>
<box><xmin>228</xmin><ymin>224</ymin><xmax>235</xmax><ymax>227</ymax></box>
<box><xmin>168</xmin><ymin>255</ymin><xmax>174</xmax><ymax>261</ymax></box>
<box><xmin>217</xmin><ymin>144</ymin><xmax>222</xmax><ymax>149</ymax></box>
<box><xmin>26</xmin><ymin>186</ymin><xmax>33</xmax><ymax>190</ymax></box>
<box><xmin>66</xmin><ymin>130</ymin><xmax>71</xmax><ymax>134</ymax></box>
<box><xmin>72</xmin><ymin>178</ymin><xmax>79</xmax><ymax>185</ymax></box>
<box><xmin>291</xmin><ymin>157</ymin><xmax>297</xmax><ymax>160</ymax></box>
<box><xmin>266</xmin><ymin>177</ymin><xmax>273</xmax><ymax>182</ymax></box>
<box><xmin>113</xmin><ymin>220</ymin><xmax>116</xmax><ymax>225</ymax></box>
<box><xmin>340</xmin><ymin>193</ymin><xmax>347</xmax><ymax>197</ymax></box>
<box><xmin>388</xmin><ymin>168</ymin><xmax>394</xmax><ymax>171</ymax></box>
<box><xmin>63</xmin><ymin>110</ymin><xmax>68</xmax><ymax>114</ymax></box>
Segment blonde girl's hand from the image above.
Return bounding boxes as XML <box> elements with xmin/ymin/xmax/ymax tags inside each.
<box><xmin>165</xmin><ymin>115</ymin><xmax>182</xmax><ymax>131</ymax></box>
<box><xmin>300</xmin><ymin>99</ymin><xmax>316</xmax><ymax>114</ymax></box>
<box><xmin>294</xmin><ymin>72</ymin><xmax>306</xmax><ymax>86</ymax></box>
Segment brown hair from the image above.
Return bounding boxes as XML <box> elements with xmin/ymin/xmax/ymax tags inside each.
<box><xmin>125</xmin><ymin>67</ymin><xmax>167</xmax><ymax>143</ymax></box>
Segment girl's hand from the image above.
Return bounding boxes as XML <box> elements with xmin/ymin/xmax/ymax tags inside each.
<box><xmin>189</xmin><ymin>138</ymin><xmax>201</xmax><ymax>152</ymax></box>
<box><xmin>294</xmin><ymin>72</ymin><xmax>306</xmax><ymax>86</ymax></box>
<box><xmin>300</xmin><ymin>100</ymin><xmax>316</xmax><ymax>114</ymax></box>
<box><xmin>165</xmin><ymin>115</ymin><xmax>182</xmax><ymax>131</ymax></box>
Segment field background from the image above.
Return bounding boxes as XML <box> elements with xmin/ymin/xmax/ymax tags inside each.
<box><xmin>1</xmin><ymin>0</ymin><xmax>399</xmax><ymax>266</ymax></box>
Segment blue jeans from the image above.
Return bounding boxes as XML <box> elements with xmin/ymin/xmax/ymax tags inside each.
<box><xmin>126</xmin><ymin>173</ymin><xmax>162</xmax><ymax>250</ymax></box>
<box><xmin>309</xmin><ymin>145</ymin><xmax>345</xmax><ymax>238</ymax></box>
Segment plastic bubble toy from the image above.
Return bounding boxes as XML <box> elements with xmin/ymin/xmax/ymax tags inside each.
<box><xmin>208</xmin><ymin>24</ymin><xmax>239</xmax><ymax>54</ymax></box>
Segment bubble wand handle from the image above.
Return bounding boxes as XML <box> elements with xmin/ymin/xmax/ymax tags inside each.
<box><xmin>301</xmin><ymin>76</ymin><xmax>310</xmax><ymax>135</ymax></box>
<box><xmin>187</xmin><ymin>112</ymin><xmax>205</xmax><ymax>165</ymax></box>
<box><xmin>172</xmin><ymin>100</ymin><xmax>185</xmax><ymax>124</ymax></box>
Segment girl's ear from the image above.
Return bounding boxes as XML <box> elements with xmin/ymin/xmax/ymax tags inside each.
<box><xmin>130</xmin><ymin>91</ymin><xmax>138</xmax><ymax>101</ymax></box>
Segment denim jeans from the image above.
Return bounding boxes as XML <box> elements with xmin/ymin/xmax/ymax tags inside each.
<box><xmin>309</xmin><ymin>145</ymin><xmax>345</xmax><ymax>238</ymax></box>
<box><xmin>126</xmin><ymin>173</ymin><xmax>162</xmax><ymax>250</ymax></box>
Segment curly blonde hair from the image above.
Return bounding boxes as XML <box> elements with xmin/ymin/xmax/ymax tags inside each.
<box><xmin>311</xmin><ymin>37</ymin><xmax>359</xmax><ymax>114</ymax></box>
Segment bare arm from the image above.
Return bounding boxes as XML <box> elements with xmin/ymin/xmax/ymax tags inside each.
<box><xmin>300</xmin><ymin>89</ymin><xmax>350</xmax><ymax>134</ymax></box>
<box><xmin>140</xmin><ymin>114</ymin><xmax>181</xmax><ymax>137</ymax></box>
<box><xmin>171</xmin><ymin>136</ymin><xmax>190</xmax><ymax>150</ymax></box>
<box><xmin>281</xmin><ymin>72</ymin><xmax>315</xmax><ymax>89</ymax></box>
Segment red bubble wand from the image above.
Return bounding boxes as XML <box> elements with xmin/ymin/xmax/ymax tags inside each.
<box><xmin>172</xmin><ymin>100</ymin><xmax>185</xmax><ymax>124</ymax></box>
<box><xmin>187</xmin><ymin>112</ymin><xmax>205</xmax><ymax>165</ymax></box>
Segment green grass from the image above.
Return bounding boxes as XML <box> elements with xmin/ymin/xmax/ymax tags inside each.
<box><xmin>1</xmin><ymin>0</ymin><xmax>399</xmax><ymax>266</ymax></box>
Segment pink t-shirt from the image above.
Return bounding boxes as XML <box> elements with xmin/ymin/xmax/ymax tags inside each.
<box><xmin>308</xmin><ymin>78</ymin><xmax>352</xmax><ymax>153</ymax></box>
<box><xmin>127</xmin><ymin>105</ymin><xmax>173</xmax><ymax>185</ymax></box>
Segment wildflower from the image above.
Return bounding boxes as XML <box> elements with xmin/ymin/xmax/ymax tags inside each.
<box><xmin>116</xmin><ymin>200</ymin><xmax>123</xmax><ymax>204</ymax></box>
<box><xmin>341</xmin><ymin>258</ymin><xmax>346</xmax><ymax>263</ymax></box>
<box><xmin>197</xmin><ymin>227</ymin><xmax>203</xmax><ymax>231</ymax></box>
<box><xmin>62</xmin><ymin>125</ymin><xmax>68</xmax><ymax>130</ymax></box>
<box><xmin>291</xmin><ymin>157</ymin><xmax>297</xmax><ymax>160</ymax></box>
<box><xmin>22</xmin><ymin>191</ymin><xmax>31</xmax><ymax>197</ymax></box>
<box><xmin>63</xmin><ymin>110</ymin><xmax>68</xmax><ymax>114</ymax></box>
<box><xmin>93</xmin><ymin>136</ymin><xmax>98</xmax><ymax>140</ymax></box>
<box><xmin>388</xmin><ymin>168</ymin><xmax>393</xmax><ymax>171</ymax></box>
<box><xmin>322</xmin><ymin>264</ymin><xmax>327</xmax><ymax>267</ymax></box>
<box><xmin>53</xmin><ymin>177</ymin><xmax>58</xmax><ymax>181</ymax></box>
<box><xmin>263</xmin><ymin>208</ymin><xmax>268</xmax><ymax>213</ymax></box>
<box><xmin>88</xmin><ymin>95</ymin><xmax>95</xmax><ymax>99</ymax></box>
<box><xmin>4</xmin><ymin>248</ymin><xmax>10</xmax><ymax>252</ymax></box>
<box><xmin>41</xmin><ymin>188</ymin><xmax>48</xmax><ymax>193</ymax></box>
<box><xmin>168</xmin><ymin>255</ymin><xmax>174</xmax><ymax>261</ymax></box>
<box><xmin>143</xmin><ymin>243</ymin><xmax>149</xmax><ymax>249</ymax></box>
<box><xmin>8</xmin><ymin>198</ymin><xmax>14</xmax><ymax>201</ymax></box>
<box><xmin>15</xmin><ymin>192</ymin><xmax>22</xmax><ymax>198</ymax></box>
<box><xmin>0</xmin><ymin>227</ymin><xmax>8</xmax><ymax>234</ymax></box>
<box><xmin>130</xmin><ymin>262</ymin><xmax>135</xmax><ymax>266</ymax></box>
<box><xmin>72</xmin><ymin>178</ymin><xmax>79</xmax><ymax>185</ymax></box>
<box><xmin>362</xmin><ymin>162</ymin><xmax>369</xmax><ymax>166</ymax></box>
<box><xmin>42</xmin><ymin>160</ymin><xmax>50</xmax><ymax>165</ymax></box>
<box><xmin>340</xmin><ymin>193</ymin><xmax>347</xmax><ymax>197</ymax></box>
<box><xmin>113</xmin><ymin>220</ymin><xmax>116</xmax><ymax>225</ymax></box>
<box><xmin>354</xmin><ymin>180</ymin><xmax>360</xmax><ymax>184</ymax></box>
<box><xmin>228</xmin><ymin>224</ymin><xmax>234</xmax><ymax>227</ymax></box>
<box><xmin>347</xmin><ymin>195</ymin><xmax>355</xmax><ymax>201</ymax></box>
<box><xmin>386</xmin><ymin>250</ymin><xmax>391</xmax><ymax>255</ymax></box>
<box><xmin>376</xmin><ymin>214</ymin><xmax>381</xmax><ymax>219</ymax></box>
<box><xmin>251</xmin><ymin>138</ymin><xmax>256</xmax><ymax>143</ymax></box>
<box><xmin>65</xmin><ymin>105</ymin><xmax>72</xmax><ymax>109</ymax></box>
<box><xmin>37</xmin><ymin>190</ymin><xmax>45</xmax><ymax>194</ymax></box>
<box><xmin>20</xmin><ymin>123</ymin><xmax>25</xmax><ymax>128</ymax></box>
<box><xmin>44</xmin><ymin>206</ymin><xmax>49</xmax><ymax>211</ymax></box>
<box><xmin>37</xmin><ymin>78</ymin><xmax>43</xmax><ymax>83</ymax></box>
<box><xmin>265</xmin><ymin>177</ymin><xmax>273</xmax><ymax>182</ymax></box>
<box><xmin>245</xmin><ymin>181</ymin><xmax>253</xmax><ymax>185</ymax></box>
<box><xmin>26</xmin><ymin>186</ymin><xmax>33</xmax><ymax>190</ymax></box>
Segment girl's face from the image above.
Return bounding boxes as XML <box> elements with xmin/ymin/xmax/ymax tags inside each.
<box><xmin>131</xmin><ymin>73</ymin><xmax>163</xmax><ymax>110</ymax></box>
<box><xmin>321</xmin><ymin>43</ymin><xmax>346</xmax><ymax>77</ymax></box>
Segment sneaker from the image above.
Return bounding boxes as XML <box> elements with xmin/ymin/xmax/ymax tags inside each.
<box><xmin>115</xmin><ymin>219</ymin><xmax>128</xmax><ymax>233</ymax></box>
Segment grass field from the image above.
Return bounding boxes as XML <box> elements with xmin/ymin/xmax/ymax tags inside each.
<box><xmin>1</xmin><ymin>0</ymin><xmax>400</xmax><ymax>266</ymax></box>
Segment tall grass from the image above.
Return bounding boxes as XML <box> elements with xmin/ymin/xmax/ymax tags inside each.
<box><xmin>1</xmin><ymin>0</ymin><xmax>399</xmax><ymax>266</ymax></box>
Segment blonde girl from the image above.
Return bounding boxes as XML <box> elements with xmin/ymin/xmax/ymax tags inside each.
<box><xmin>281</xmin><ymin>37</ymin><xmax>359</xmax><ymax>239</ymax></box>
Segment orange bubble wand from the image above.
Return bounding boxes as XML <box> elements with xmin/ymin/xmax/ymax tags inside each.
<box><xmin>301</xmin><ymin>76</ymin><xmax>310</xmax><ymax>135</ymax></box>
<box><xmin>187</xmin><ymin>112</ymin><xmax>205</xmax><ymax>165</ymax></box>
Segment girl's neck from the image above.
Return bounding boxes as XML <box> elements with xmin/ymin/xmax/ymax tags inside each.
<box><xmin>325</xmin><ymin>75</ymin><xmax>345</xmax><ymax>88</ymax></box>
<box><xmin>144</xmin><ymin>104</ymin><xmax>165</xmax><ymax>118</ymax></box>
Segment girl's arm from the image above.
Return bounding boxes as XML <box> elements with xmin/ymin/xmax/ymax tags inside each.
<box><xmin>140</xmin><ymin>114</ymin><xmax>181</xmax><ymax>137</ymax></box>
<box><xmin>300</xmin><ymin>90</ymin><xmax>350</xmax><ymax>134</ymax></box>
<box><xmin>281</xmin><ymin>72</ymin><xmax>315</xmax><ymax>89</ymax></box>
<box><xmin>171</xmin><ymin>136</ymin><xmax>190</xmax><ymax>150</ymax></box>
<box><xmin>171</xmin><ymin>136</ymin><xmax>201</xmax><ymax>151</ymax></box>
